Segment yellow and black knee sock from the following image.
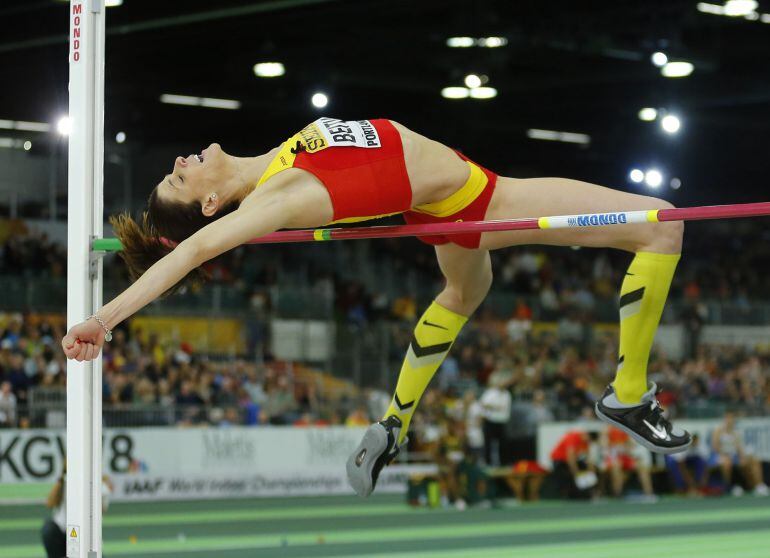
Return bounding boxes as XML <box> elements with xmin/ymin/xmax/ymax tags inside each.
<box><xmin>384</xmin><ymin>301</ymin><xmax>468</xmax><ymax>443</ymax></box>
<box><xmin>613</xmin><ymin>251</ymin><xmax>680</xmax><ymax>404</ymax></box>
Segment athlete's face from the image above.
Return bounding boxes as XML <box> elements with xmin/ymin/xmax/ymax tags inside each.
<box><xmin>156</xmin><ymin>143</ymin><xmax>226</xmax><ymax>207</ymax></box>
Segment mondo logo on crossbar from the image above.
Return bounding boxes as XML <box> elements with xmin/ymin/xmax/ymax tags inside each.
<box><xmin>567</xmin><ymin>213</ymin><xmax>629</xmax><ymax>227</ymax></box>
<box><xmin>71</xmin><ymin>2</ymin><xmax>83</xmax><ymax>62</ymax></box>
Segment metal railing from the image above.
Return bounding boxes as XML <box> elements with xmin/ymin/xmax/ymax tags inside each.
<box><xmin>2</xmin><ymin>274</ymin><xmax>770</xmax><ymax>324</ymax></box>
<box><xmin>9</xmin><ymin>385</ymin><xmax>766</xmax><ymax>431</ymax></box>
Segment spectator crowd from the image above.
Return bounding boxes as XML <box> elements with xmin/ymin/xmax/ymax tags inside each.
<box><xmin>4</xmin><ymin>218</ymin><xmax>770</xmax><ymax>327</ymax></box>
<box><xmin>2</xmin><ymin>310</ymin><xmax>769</xmax><ymax>432</ymax></box>
<box><xmin>2</xmin><ymin>219</ymin><xmax>770</xmax><ymax>505</ymax></box>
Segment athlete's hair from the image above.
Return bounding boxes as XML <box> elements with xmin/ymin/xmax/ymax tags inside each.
<box><xmin>109</xmin><ymin>186</ymin><xmax>238</xmax><ymax>294</ymax></box>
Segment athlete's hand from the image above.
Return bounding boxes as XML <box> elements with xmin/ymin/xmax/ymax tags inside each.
<box><xmin>61</xmin><ymin>319</ymin><xmax>106</xmax><ymax>361</ymax></box>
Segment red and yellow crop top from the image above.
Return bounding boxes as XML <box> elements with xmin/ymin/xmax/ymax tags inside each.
<box><xmin>255</xmin><ymin>117</ymin><xmax>490</xmax><ymax>225</ymax></box>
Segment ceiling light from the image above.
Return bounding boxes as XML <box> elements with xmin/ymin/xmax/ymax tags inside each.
<box><xmin>761</xmin><ymin>14</ymin><xmax>770</xmax><ymax>23</ymax></box>
<box><xmin>638</xmin><ymin>107</ymin><xmax>658</xmax><ymax>121</ymax></box>
<box><xmin>661</xmin><ymin>61</ymin><xmax>694</xmax><ymax>78</ymax></box>
<box><xmin>253</xmin><ymin>62</ymin><xmax>285</xmax><ymax>78</ymax></box>
<box><xmin>629</xmin><ymin>169</ymin><xmax>645</xmax><ymax>183</ymax></box>
<box><xmin>160</xmin><ymin>94</ymin><xmax>241</xmax><ymax>110</ymax></box>
<box><xmin>696</xmin><ymin>2</ymin><xmax>726</xmax><ymax>14</ymax></box>
<box><xmin>116</xmin><ymin>132</ymin><xmax>126</xmax><ymax>144</ymax></box>
<box><xmin>526</xmin><ymin>129</ymin><xmax>590</xmax><ymax>145</ymax></box>
<box><xmin>0</xmin><ymin>120</ymin><xmax>51</xmax><ymax>133</ymax></box>
<box><xmin>441</xmin><ymin>87</ymin><xmax>470</xmax><ymax>99</ymax></box>
<box><xmin>311</xmin><ymin>92</ymin><xmax>329</xmax><ymax>108</ymax></box>
<box><xmin>199</xmin><ymin>98</ymin><xmax>241</xmax><ymax>110</ymax></box>
<box><xmin>0</xmin><ymin>137</ymin><xmax>31</xmax><ymax>150</ymax></box>
<box><xmin>469</xmin><ymin>87</ymin><xmax>497</xmax><ymax>99</ymax></box>
<box><xmin>724</xmin><ymin>0</ymin><xmax>758</xmax><ymax>16</ymax></box>
<box><xmin>670</xmin><ymin>177</ymin><xmax>682</xmax><ymax>189</ymax></box>
<box><xmin>651</xmin><ymin>52</ymin><xmax>668</xmax><ymax>67</ymax></box>
<box><xmin>16</xmin><ymin>121</ymin><xmax>52</xmax><ymax>132</ymax></box>
<box><xmin>479</xmin><ymin>36</ymin><xmax>507</xmax><ymax>47</ymax></box>
<box><xmin>645</xmin><ymin>169</ymin><xmax>663</xmax><ymax>188</ymax></box>
<box><xmin>446</xmin><ymin>37</ymin><xmax>475</xmax><ymax>48</ymax></box>
<box><xmin>661</xmin><ymin>114</ymin><xmax>681</xmax><ymax>134</ymax></box>
<box><xmin>464</xmin><ymin>74</ymin><xmax>482</xmax><ymax>88</ymax></box>
<box><xmin>160</xmin><ymin>94</ymin><xmax>198</xmax><ymax>106</ymax></box>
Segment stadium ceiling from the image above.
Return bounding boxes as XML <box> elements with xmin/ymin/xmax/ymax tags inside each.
<box><xmin>2</xmin><ymin>0</ymin><xmax>769</xmax><ymax>200</ymax></box>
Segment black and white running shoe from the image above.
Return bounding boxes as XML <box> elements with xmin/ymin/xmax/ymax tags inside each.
<box><xmin>346</xmin><ymin>415</ymin><xmax>404</xmax><ymax>497</ymax></box>
<box><xmin>595</xmin><ymin>383</ymin><xmax>692</xmax><ymax>455</ymax></box>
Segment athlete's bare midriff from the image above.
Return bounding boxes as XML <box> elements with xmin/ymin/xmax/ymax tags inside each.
<box><xmin>389</xmin><ymin>121</ymin><xmax>471</xmax><ymax>207</ymax></box>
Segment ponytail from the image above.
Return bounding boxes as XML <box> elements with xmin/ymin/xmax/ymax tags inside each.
<box><xmin>110</xmin><ymin>186</ymin><xmax>240</xmax><ymax>295</ymax></box>
<box><xmin>109</xmin><ymin>211</ymin><xmax>208</xmax><ymax>296</ymax></box>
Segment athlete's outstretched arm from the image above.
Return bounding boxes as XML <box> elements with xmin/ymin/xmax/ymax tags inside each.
<box><xmin>62</xmin><ymin>179</ymin><xmax>328</xmax><ymax>361</ymax></box>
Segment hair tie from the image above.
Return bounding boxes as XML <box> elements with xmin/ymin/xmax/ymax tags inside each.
<box><xmin>159</xmin><ymin>237</ymin><xmax>178</xmax><ymax>249</ymax></box>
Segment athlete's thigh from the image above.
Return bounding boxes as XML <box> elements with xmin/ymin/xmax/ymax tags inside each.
<box><xmin>479</xmin><ymin>176</ymin><xmax>673</xmax><ymax>252</ymax></box>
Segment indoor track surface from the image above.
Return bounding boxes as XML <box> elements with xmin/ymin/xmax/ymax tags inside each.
<box><xmin>2</xmin><ymin>494</ymin><xmax>770</xmax><ymax>558</ymax></box>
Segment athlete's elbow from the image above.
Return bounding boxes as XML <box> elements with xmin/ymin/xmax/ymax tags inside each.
<box><xmin>177</xmin><ymin>237</ymin><xmax>210</xmax><ymax>268</ymax></box>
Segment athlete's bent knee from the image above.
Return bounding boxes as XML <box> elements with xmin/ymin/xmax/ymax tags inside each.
<box><xmin>440</xmin><ymin>271</ymin><xmax>492</xmax><ymax>315</ymax></box>
<box><xmin>656</xmin><ymin>199</ymin><xmax>684</xmax><ymax>253</ymax></box>
<box><xmin>640</xmin><ymin>198</ymin><xmax>683</xmax><ymax>254</ymax></box>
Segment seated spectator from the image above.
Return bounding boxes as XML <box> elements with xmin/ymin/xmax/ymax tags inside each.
<box><xmin>175</xmin><ymin>380</ymin><xmax>205</xmax><ymax>424</ymax></box>
<box><xmin>455</xmin><ymin>446</ymin><xmax>493</xmax><ymax>507</ymax></box>
<box><xmin>222</xmin><ymin>407</ymin><xmax>241</xmax><ymax>426</ymax></box>
<box><xmin>432</xmin><ymin>420</ymin><xmax>466</xmax><ymax>509</ymax></box>
<box><xmin>600</xmin><ymin>426</ymin><xmax>656</xmax><ymax>501</ymax></box>
<box><xmin>263</xmin><ymin>376</ymin><xmax>298</xmax><ymax>425</ymax></box>
<box><xmin>505</xmin><ymin>302</ymin><xmax>532</xmax><ymax>343</ymax></box>
<box><xmin>6</xmin><ymin>351</ymin><xmax>30</xmax><ymax>404</ymax></box>
<box><xmin>345</xmin><ymin>406</ymin><xmax>370</xmax><ymax>427</ymax></box>
<box><xmin>666</xmin><ymin>433</ymin><xmax>709</xmax><ymax>495</ymax></box>
<box><xmin>0</xmin><ymin>380</ymin><xmax>17</xmax><ymax>427</ymax></box>
<box><xmin>711</xmin><ymin>412</ymin><xmax>769</xmax><ymax>496</ymax></box>
<box><xmin>175</xmin><ymin>380</ymin><xmax>203</xmax><ymax>406</ymax></box>
<box><xmin>550</xmin><ymin>429</ymin><xmax>599</xmax><ymax>499</ymax></box>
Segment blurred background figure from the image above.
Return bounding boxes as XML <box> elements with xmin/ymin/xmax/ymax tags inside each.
<box><xmin>600</xmin><ymin>426</ymin><xmax>656</xmax><ymax>502</ymax></box>
<box><xmin>345</xmin><ymin>406</ymin><xmax>370</xmax><ymax>427</ymax></box>
<box><xmin>550</xmin><ymin>429</ymin><xmax>599</xmax><ymax>500</ymax></box>
<box><xmin>459</xmin><ymin>389</ymin><xmax>486</xmax><ymax>463</ymax></box>
<box><xmin>0</xmin><ymin>380</ymin><xmax>17</xmax><ymax>427</ymax></box>
<box><xmin>666</xmin><ymin>433</ymin><xmax>710</xmax><ymax>496</ymax></box>
<box><xmin>41</xmin><ymin>461</ymin><xmax>112</xmax><ymax>558</ymax></box>
<box><xmin>710</xmin><ymin>412</ymin><xmax>769</xmax><ymax>496</ymax></box>
<box><xmin>480</xmin><ymin>374</ymin><xmax>512</xmax><ymax>466</ymax></box>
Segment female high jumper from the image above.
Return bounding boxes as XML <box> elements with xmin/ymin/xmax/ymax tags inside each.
<box><xmin>62</xmin><ymin>118</ymin><xmax>691</xmax><ymax>497</ymax></box>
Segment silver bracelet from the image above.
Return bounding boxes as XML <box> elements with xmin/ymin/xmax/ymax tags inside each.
<box><xmin>88</xmin><ymin>315</ymin><xmax>113</xmax><ymax>342</ymax></box>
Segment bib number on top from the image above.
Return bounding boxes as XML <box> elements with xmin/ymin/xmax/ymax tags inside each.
<box><xmin>299</xmin><ymin>118</ymin><xmax>382</xmax><ymax>153</ymax></box>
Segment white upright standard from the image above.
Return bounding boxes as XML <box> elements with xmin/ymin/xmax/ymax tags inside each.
<box><xmin>66</xmin><ymin>0</ymin><xmax>106</xmax><ymax>557</ymax></box>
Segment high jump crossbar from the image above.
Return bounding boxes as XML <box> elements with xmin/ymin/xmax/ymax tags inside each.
<box><xmin>91</xmin><ymin>202</ymin><xmax>770</xmax><ymax>251</ymax></box>
<box><xmin>67</xmin><ymin>1</ymin><xmax>104</xmax><ymax>557</ymax></box>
